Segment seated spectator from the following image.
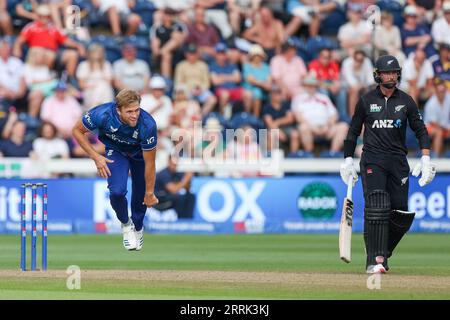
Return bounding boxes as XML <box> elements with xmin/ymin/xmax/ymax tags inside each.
<box><xmin>48</xmin><ymin>0</ymin><xmax>72</xmax><ymax>30</ymax></box>
<box><xmin>200</xmin><ymin>116</ymin><xmax>225</xmax><ymax>160</ymax></box>
<box><xmin>69</xmin><ymin>132</ymin><xmax>105</xmax><ymax>158</ymax></box>
<box><xmin>210</xmin><ymin>43</ymin><xmax>243</xmax><ymax>115</ymax></box>
<box><xmin>424</xmin><ymin>77</ymin><xmax>450</xmax><ymax>156</ymax></box>
<box><xmin>174</xmin><ymin>43</ymin><xmax>217</xmax><ymax>115</ymax></box>
<box><xmin>225</xmin><ymin>124</ymin><xmax>262</xmax><ymax>176</ymax></box>
<box><xmin>374</xmin><ymin>11</ymin><xmax>405</xmax><ymax>64</ymax></box>
<box><xmin>113</xmin><ymin>42</ymin><xmax>150</xmax><ymax>93</ymax></box>
<box><xmin>0</xmin><ymin>0</ymin><xmax>13</xmax><ymax>35</ymax></box>
<box><xmin>400</xmin><ymin>5</ymin><xmax>435</xmax><ymax>58</ymax></box>
<box><xmin>309</xmin><ymin>47</ymin><xmax>348</xmax><ymax>122</ymax></box>
<box><xmin>13</xmin><ymin>5</ymin><xmax>86</xmax><ymax>78</ymax></box>
<box><xmin>431</xmin><ymin>2</ymin><xmax>450</xmax><ymax>47</ymax></box>
<box><xmin>243</xmin><ymin>6</ymin><xmax>285</xmax><ymax>59</ymax></box>
<box><xmin>196</xmin><ymin>0</ymin><xmax>233</xmax><ymax>40</ymax></box>
<box><xmin>291</xmin><ymin>73</ymin><xmax>348</xmax><ymax>153</ymax></box>
<box><xmin>150</xmin><ymin>7</ymin><xmax>188</xmax><ymax>78</ymax></box>
<box><xmin>14</xmin><ymin>0</ymin><xmax>39</xmax><ymax>25</ymax></box>
<box><xmin>341</xmin><ymin>49</ymin><xmax>374</xmax><ymax>116</ymax></box>
<box><xmin>23</xmin><ymin>47</ymin><xmax>58</xmax><ymax>117</ymax></box>
<box><xmin>152</xmin><ymin>0</ymin><xmax>195</xmax><ymax>25</ymax></box>
<box><xmin>399</xmin><ymin>47</ymin><xmax>434</xmax><ymax>104</ymax></box>
<box><xmin>0</xmin><ymin>120</ymin><xmax>33</xmax><ymax>157</ymax></box>
<box><xmin>40</xmin><ymin>81</ymin><xmax>82</xmax><ymax>139</ymax></box>
<box><xmin>242</xmin><ymin>44</ymin><xmax>271</xmax><ymax>118</ymax></box>
<box><xmin>1</xmin><ymin>108</ymin><xmax>41</xmax><ymax>141</ymax></box>
<box><xmin>154</xmin><ymin>154</ymin><xmax>196</xmax><ymax>218</ymax></box>
<box><xmin>411</xmin><ymin>0</ymin><xmax>442</xmax><ymax>24</ymax></box>
<box><xmin>31</xmin><ymin>121</ymin><xmax>69</xmax><ymax>160</ymax></box>
<box><xmin>76</xmin><ymin>44</ymin><xmax>114</xmax><ymax>112</ymax></box>
<box><xmin>92</xmin><ymin>0</ymin><xmax>141</xmax><ymax>36</ymax></box>
<box><xmin>141</xmin><ymin>76</ymin><xmax>173</xmax><ymax>133</ymax></box>
<box><xmin>0</xmin><ymin>39</ymin><xmax>29</xmax><ymax>114</ymax></box>
<box><xmin>262</xmin><ymin>85</ymin><xmax>299</xmax><ymax>153</ymax></box>
<box><xmin>286</xmin><ymin>0</ymin><xmax>342</xmax><ymax>37</ymax></box>
<box><xmin>227</xmin><ymin>0</ymin><xmax>260</xmax><ymax>34</ymax></box>
<box><xmin>270</xmin><ymin>38</ymin><xmax>307</xmax><ymax>100</ymax></box>
<box><xmin>187</xmin><ymin>6</ymin><xmax>220</xmax><ymax>59</ymax></box>
<box><xmin>430</xmin><ymin>43</ymin><xmax>450</xmax><ymax>89</ymax></box>
<box><xmin>171</xmin><ymin>84</ymin><xmax>202</xmax><ymax>130</ymax></box>
<box><xmin>337</xmin><ymin>2</ymin><xmax>372</xmax><ymax>59</ymax></box>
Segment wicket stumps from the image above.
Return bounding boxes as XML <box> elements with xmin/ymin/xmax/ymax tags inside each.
<box><xmin>20</xmin><ymin>183</ymin><xmax>48</xmax><ymax>272</ymax></box>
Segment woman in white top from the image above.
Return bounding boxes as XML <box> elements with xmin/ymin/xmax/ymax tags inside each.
<box><xmin>23</xmin><ymin>47</ymin><xmax>58</xmax><ymax>116</ymax></box>
<box><xmin>32</xmin><ymin>121</ymin><xmax>70</xmax><ymax>160</ymax></box>
<box><xmin>76</xmin><ymin>44</ymin><xmax>114</xmax><ymax>111</ymax></box>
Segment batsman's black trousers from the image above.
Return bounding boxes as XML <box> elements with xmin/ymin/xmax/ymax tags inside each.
<box><xmin>359</xmin><ymin>150</ymin><xmax>410</xmax><ymax>211</ymax></box>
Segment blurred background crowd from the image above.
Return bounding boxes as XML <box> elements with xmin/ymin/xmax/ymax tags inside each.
<box><xmin>0</xmin><ymin>0</ymin><xmax>449</xmax><ymax>164</ymax></box>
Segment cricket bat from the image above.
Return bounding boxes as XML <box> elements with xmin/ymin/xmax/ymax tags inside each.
<box><xmin>339</xmin><ymin>176</ymin><xmax>354</xmax><ymax>263</ymax></box>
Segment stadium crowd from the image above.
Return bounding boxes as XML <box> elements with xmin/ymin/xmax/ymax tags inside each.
<box><xmin>0</xmin><ymin>0</ymin><xmax>449</xmax><ymax>164</ymax></box>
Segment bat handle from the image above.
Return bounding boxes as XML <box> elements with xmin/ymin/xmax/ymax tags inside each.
<box><xmin>347</xmin><ymin>176</ymin><xmax>353</xmax><ymax>199</ymax></box>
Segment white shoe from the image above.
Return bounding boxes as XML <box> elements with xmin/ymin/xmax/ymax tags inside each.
<box><xmin>135</xmin><ymin>228</ymin><xmax>144</xmax><ymax>251</ymax></box>
<box><xmin>121</xmin><ymin>220</ymin><xmax>137</xmax><ymax>250</ymax></box>
<box><xmin>366</xmin><ymin>264</ymin><xmax>386</xmax><ymax>274</ymax></box>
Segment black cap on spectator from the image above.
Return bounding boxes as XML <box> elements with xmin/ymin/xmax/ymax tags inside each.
<box><xmin>439</xmin><ymin>43</ymin><xmax>450</xmax><ymax>50</ymax></box>
<box><xmin>185</xmin><ymin>43</ymin><xmax>197</xmax><ymax>54</ymax></box>
<box><xmin>281</xmin><ymin>38</ymin><xmax>297</xmax><ymax>52</ymax></box>
<box><xmin>164</xmin><ymin>7</ymin><xmax>178</xmax><ymax>15</ymax></box>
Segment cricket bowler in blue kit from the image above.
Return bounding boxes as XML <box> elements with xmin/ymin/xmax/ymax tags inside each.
<box><xmin>72</xmin><ymin>89</ymin><xmax>159</xmax><ymax>251</ymax></box>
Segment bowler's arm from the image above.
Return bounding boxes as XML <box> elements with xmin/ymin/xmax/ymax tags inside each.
<box><xmin>143</xmin><ymin>149</ymin><xmax>157</xmax><ymax>195</ymax></box>
<box><xmin>72</xmin><ymin>120</ymin><xmax>101</xmax><ymax>160</ymax></box>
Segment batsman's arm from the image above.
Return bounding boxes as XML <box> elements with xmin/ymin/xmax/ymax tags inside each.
<box><xmin>407</xmin><ymin>96</ymin><xmax>431</xmax><ymax>151</ymax></box>
<box><xmin>344</xmin><ymin>97</ymin><xmax>366</xmax><ymax>158</ymax></box>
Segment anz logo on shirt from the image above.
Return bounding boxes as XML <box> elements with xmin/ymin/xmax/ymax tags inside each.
<box><xmin>372</xmin><ymin>119</ymin><xmax>402</xmax><ymax>129</ymax></box>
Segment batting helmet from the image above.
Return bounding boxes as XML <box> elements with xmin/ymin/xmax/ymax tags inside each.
<box><xmin>373</xmin><ymin>55</ymin><xmax>402</xmax><ymax>84</ymax></box>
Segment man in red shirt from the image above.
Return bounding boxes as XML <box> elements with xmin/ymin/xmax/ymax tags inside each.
<box><xmin>309</xmin><ymin>47</ymin><xmax>349</xmax><ymax>122</ymax></box>
<box><xmin>12</xmin><ymin>5</ymin><xmax>86</xmax><ymax>78</ymax></box>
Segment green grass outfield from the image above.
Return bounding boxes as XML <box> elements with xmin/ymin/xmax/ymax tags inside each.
<box><xmin>0</xmin><ymin>233</ymin><xmax>450</xmax><ymax>299</ymax></box>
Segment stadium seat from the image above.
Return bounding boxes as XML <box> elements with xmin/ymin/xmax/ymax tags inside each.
<box><xmin>90</xmin><ymin>35</ymin><xmax>122</xmax><ymax>63</ymax></box>
<box><xmin>319</xmin><ymin>150</ymin><xmax>344</xmax><ymax>158</ymax></box>
<box><xmin>377</xmin><ymin>0</ymin><xmax>405</xmax><ymax>28</ymax></box>
<box><xmin>203</xmin><ymin>112</ymin><xmax>228</xmax><ymax>129</ymax></box>
<box><xmin>133</xmin><ymin>0</ymin><xmax>155</xmax><ymax>29</ymax></box>
<box><xmin>306</xmin><ymin>36</ymin><xmax>339</xmax><ymax>61</ymax></box>
<box><xmin>286</xmin><ymin>151</ymin><xmax>314</xmax><ymax>158</ymax></box>
<box><xmin>124</xmin><ymin>35</ymin><xmax>151</xmax><ymax>62</ymax></box>
<box><xmin>228</xmin><ymin>112</ymin><xmax>264</xmax><ymax>131</ymax></box>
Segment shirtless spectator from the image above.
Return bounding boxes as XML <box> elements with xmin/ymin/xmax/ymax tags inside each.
<box><xmin>243</xmin><ymin>6</ymin><xmax>285</xmax><ymax>60</ymax></box>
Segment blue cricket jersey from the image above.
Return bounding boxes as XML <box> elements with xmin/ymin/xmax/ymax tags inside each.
<box><xmin>81</xmin><ymin>102</ymin><xmax>158</xmax><ymax>155</ymax></box>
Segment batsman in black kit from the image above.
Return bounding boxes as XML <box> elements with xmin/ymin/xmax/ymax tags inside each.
<box><xmin>340</xmin><ymin>55</ymin><xmax>437</xmax><ymax>274</ymax></box>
